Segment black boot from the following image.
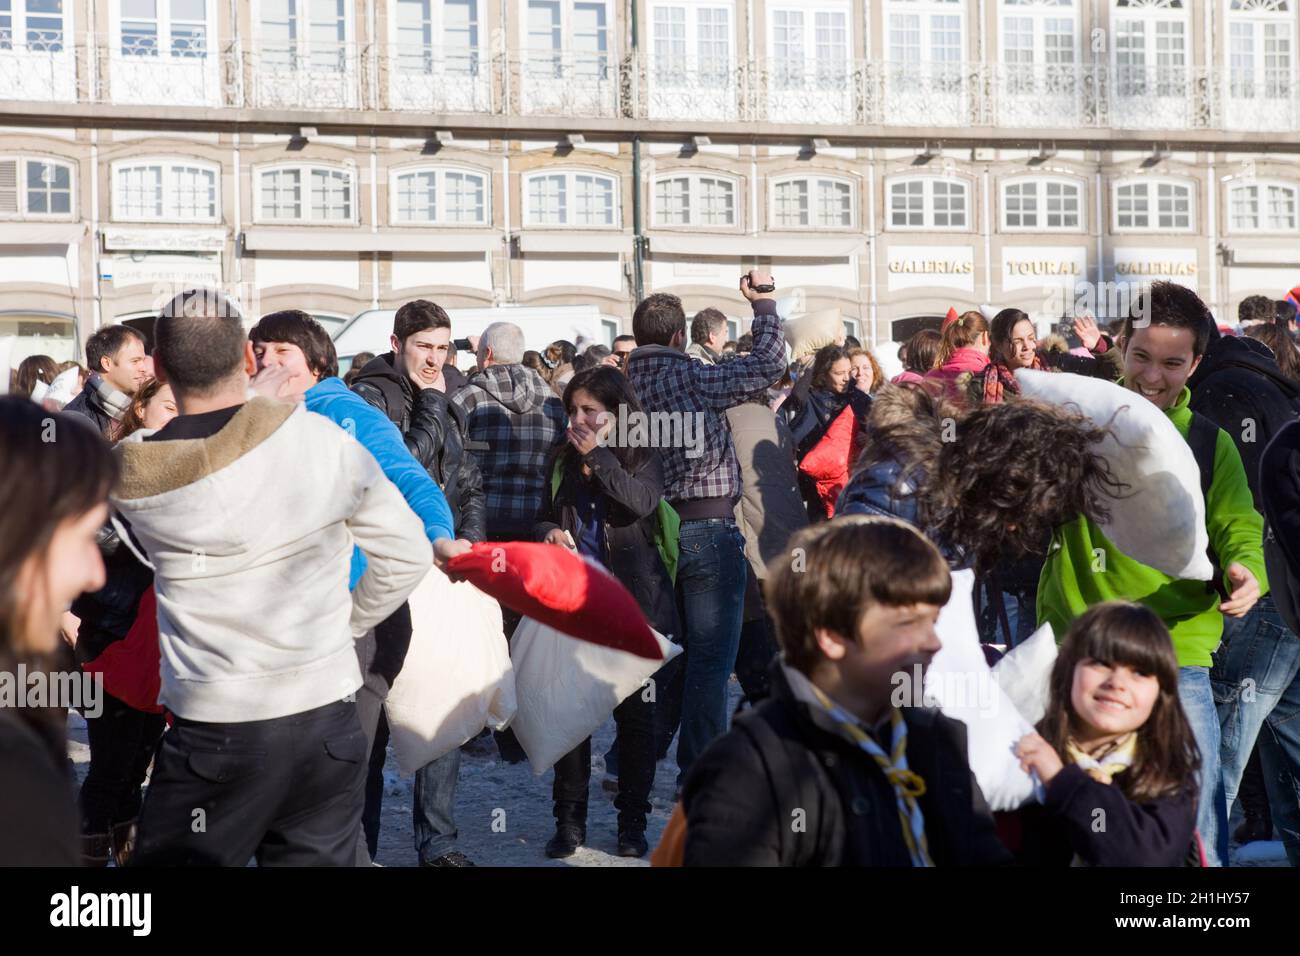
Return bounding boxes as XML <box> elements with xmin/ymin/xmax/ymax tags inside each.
<box><xmin>546</xmin><ymin>802</ymin><xmax>587</xmax><ymax>859</ymax></box>
<box><xmin>617</xmin><ymin>826</ymin><xmax>648</xmax><ymax>858</ymax></box>
<box><xmin>545</xmin><ymin>823</ymin><xmax>585</xmax><ymax>859</ymax></box>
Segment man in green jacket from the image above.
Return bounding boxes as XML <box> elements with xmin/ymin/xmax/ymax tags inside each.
<box><xmin>1038</xmin><ymin>281</ymin><xmax>1266</xmax><ymax>867</ymax></box>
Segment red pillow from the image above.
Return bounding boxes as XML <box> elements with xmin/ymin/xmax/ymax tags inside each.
<box><xmin>446</xmin><ymin>542</ymin><xmax>664</xmax><ymax>660</ymax></box>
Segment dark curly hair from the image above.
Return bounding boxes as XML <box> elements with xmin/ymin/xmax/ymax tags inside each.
<box><xmin>929</xmin><ymin>397</ymin><xmax>1126</xmax><ymax>574</ymax></box>
<box><xmin>851</xmin><ymin>382</ymin><xmax>953</xmax><ymax>534</ymax></box>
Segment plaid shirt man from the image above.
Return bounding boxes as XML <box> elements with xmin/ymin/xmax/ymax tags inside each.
<box><xmin>452</xmin><ymin>363</ymin><xmax>567</xmax><ymax>538</ymax></box>
<box><xmin>627</xmin><ymin>299</ymin><xmax>786</xmax><ymax>503</ymax></box>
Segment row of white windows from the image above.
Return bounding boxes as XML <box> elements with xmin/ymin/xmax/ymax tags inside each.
<box><xmin>5</xmin><ymin>156</ymin><xmax>1300</xmax><ymax>234</ymax></box>
<box><xmin>3</xmin><ymin>1</ymin><xmax>1297</xmax><ymax>92</ymax></box>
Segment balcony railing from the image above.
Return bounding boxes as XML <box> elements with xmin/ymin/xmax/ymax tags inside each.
<box><xmin>2</xmin><ymin>41</ymin><xmax>1298</xmax><ymax>134</ymax></box>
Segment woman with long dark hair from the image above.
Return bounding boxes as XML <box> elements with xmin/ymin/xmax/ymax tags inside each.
<box><xmin>978</xmin><ymin>308</ymin><xmax>1122</xmax><ymax>404</ymax></box>
<box><xmin>1012</xmin><ymin>602</ymin><xmax>1201</xmax><ymax>865</ymax></box>
<box><xmin>0</xmin><ymin>397</ymin><xmax>116</xmax><ymax>864</ymax></box>
<box><xmin>1244</xmin><ymin>320</ymin><xmax>1300</xmax><ymax>383</ymax></box>
<box><xmin>535</xmin><ymin>366</ymin><xmax>679</xmax><ymax>860</ymax></box>
<box><xmin>784</xmin><ymin>344</ymin><xmax>872</xmax><ymax>520</ymax></box>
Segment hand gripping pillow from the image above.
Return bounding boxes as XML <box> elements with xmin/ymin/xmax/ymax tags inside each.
<box><xmin>508</xmin><ymin>616</ymin><xmax>682</xmax><ymax>774</ymax></box>
<box><xmin>923</xmin><ymin>569</ymin><xmax>1038</xmax><ymax>811</ymax></box>
<box><xmin>384</xmin><ymin>566</ymin><xmax>516</xmax><ymax>775</ymax></box>
<box><xmin>446</xmin><ymin>541</ymin><xmax>664</xmax><ymax>659</ymax></box>
<box><xmin>990</xmin><ymin>623</ymin><xmax>1058</xmax><ymax>728</ymax></box>
<box><xmin>1013</xmin><ymin>368</ymin><xmax>1213</xmax><ymax>581</ymax></box>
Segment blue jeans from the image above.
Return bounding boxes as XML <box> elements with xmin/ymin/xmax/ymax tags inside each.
<box><xmin>1212</xmin><ymin>596</ymin><xmax>1300</xmax><ymax>866</ymax></box>
<box><xmin>672</xmin><ymin>518</ymin><xmax>747</xmax><ymax>786</ymax></box>
<box><xmin>1000</xmin><ymin>590</ymin><xmax>1038</xmax><ymax>649</ymax></box>
<box><xmin>1179</xmin><ymin>665</ymin><xmax>1227</xmax><ymax>867</ymax></box>
<box><xmin>412</xmin><ymin>747</ymin><xmax>461</xmax><ymax>864</ymax></box>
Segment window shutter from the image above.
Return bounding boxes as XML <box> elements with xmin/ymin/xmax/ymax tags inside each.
<box><xmin>0</xmin><ymin>159</ymin><xmax>18</xmax><ymax>213</ymax></box>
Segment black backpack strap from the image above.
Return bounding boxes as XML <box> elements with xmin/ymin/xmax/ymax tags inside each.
<box><xmin>1187</xmin><ymin>412</ymin><xmax>1218</xmax><ymax>500</ymax></box>
<box><xmin>1187</xmin><ymin>412</ymin><xmax>1226</xmax><ymax>598</ymax></box>
<box><xmin>733</xmin><ymin>707</ymin><xmax>824</xmax><ymax>867</ymax></box>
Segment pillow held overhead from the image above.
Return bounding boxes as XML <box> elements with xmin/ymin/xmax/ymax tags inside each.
<box><xmin>1013</xmin><ymin>368</ymin><xmax>1213</xmax><ymax>581</ymax></box>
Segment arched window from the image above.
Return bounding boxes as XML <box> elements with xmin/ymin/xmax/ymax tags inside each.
<box><xmin>524</xmin><ymin>169</ymin><xmax>619</xmax><ymax>227</ymax></box>
<box><xmin>1227</xmin><ymin>0</ymin><xmax>1295</xmax><ymax>100</ymax></box>
<box><xmin>256</xmin><ymin>164</ymin><xmax>355</xmax><ymax>223</ymax></box>
<box><xmin>1112</xmin><ymin>0</ymin><xmax>1189</xmax><ymax>98</ymax></box>
<box><xmin>771</xmin><ymin>175</ymin><xmax>855</xmax><ymax>229</ymax></box>
<box><xmin>652</xmin><ymin>172</ymin><xmax>738</xmax><ymax>227</ymax></box>
<box><xmin>113</xmin><ymin>158</ymin><xmax>219</xmax><ymax>222</ymax></box>
<box><xmin>1227</xmin><ymin>180</ymin><xmax>1299</xmax><ymax>232</ymax></box>
<box><xmin>999</xmin><ymin>0</ymin><xmax>1078</xmax><ymax>92</ymax></box>
<box><xmin>391</xmin><ymin>165</ymin><xmax>489</xmax><ymax>225</ymax></box>
<box><xmin>887</xmin><ymin>175</ymin><xmax>968</xmax><ymax>229</ymax></box>
<box><xmin>1001</xmin><ymin>176</ymin><xmax>1083</xmax><ymax>231</ymax></box>
<box><xmin>1113</xmin><ymin>177</ymin><xmax>1195</xmax><ymax>231</ymax></box>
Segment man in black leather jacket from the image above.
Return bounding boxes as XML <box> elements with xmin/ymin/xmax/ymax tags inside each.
<box><xmin>350</xmin><ymin>303</ymin><xmax>485</xmax><ymax>542</ymax></box>
<box><xmin>348</xmin><ymin>298</ymin><xmax>485</xmax><ymax>867</ymax></box>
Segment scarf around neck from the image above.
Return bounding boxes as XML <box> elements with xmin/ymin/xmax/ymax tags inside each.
<box><xmin>784</xmin><ymin>665</ymin><xmax>933</xmax><ymax>867</ymax></box>
<box><xmin>91</xmin><ymin>374</ymin><xmax>132</xmax><ymax>422</ymax></box>
<box><xmin>981</xmin><ymin>353</ymin><xmax>1045</xmax><ymax>404</ymax></box>
<box><xmin>1065</xmin><ymin>733</ymin><xmax>1138</xmax><ymax>786</ymax></box>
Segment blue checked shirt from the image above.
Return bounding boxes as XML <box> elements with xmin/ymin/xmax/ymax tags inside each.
<box><xmin>626</xmin><ymin>299</ymin><xmax>786</xmax><ymax>503</ymax></box>
<box><xmin>452</xmin><ymin>364</ymin><xmax>567</xmax><ymax>533</ymax></box>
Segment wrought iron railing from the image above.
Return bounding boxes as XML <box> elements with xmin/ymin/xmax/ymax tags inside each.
<box><xmin>2</xmin><ymin>41</ymin><xmax>1298</xmax><ymax>134</ymax></box>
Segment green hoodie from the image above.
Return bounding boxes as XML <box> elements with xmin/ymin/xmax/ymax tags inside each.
<box><xmin>1037</xmin><ymin>386</ymin><xmax>1268</xmax><ymax>667</ymax></box>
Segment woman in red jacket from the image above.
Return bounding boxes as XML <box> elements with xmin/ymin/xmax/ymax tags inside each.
<box><xmin>786</xmin><ymin>346</ymin><xmax>871</xmax><ymax>520</ymax></box>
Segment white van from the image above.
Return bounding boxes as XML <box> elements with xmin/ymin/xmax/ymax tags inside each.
<box><xmin>332</xmin><ymin>304</ymin><xmax>613</xmax><ymax>374</ymax></box>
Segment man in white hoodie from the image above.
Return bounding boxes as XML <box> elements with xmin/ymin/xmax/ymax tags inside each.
<box><xmin>112</xmin><ymin>290</ymin><xmax>432</xmax><ymax>866</ymax></box>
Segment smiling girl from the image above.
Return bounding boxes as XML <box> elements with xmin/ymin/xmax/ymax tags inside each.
<box><xmin>1012</xmin><ymin>602</ymin><xmax>1202</xmax><ymax>866</ymax></box>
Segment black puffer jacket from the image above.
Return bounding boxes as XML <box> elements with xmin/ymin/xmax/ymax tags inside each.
<box><xmin>351</xmin><ymin>352</ymin><xmax>487</xmax><ymax>542</ymax></box>
<box><xmin>534</xmin><ymin>445</ymin><xmax>680</xmax><ymax>641</ymax></box>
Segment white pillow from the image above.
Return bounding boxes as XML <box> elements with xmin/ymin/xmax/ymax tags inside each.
<box><xmin>1013</xmin><ymin>368</ymin><xmax>1213</xmax><ymax>581</ymax></box>
<box><xmin>46</xmin><ymin>366</ymin><xmax>82</xmax><ymax>409</ymax></box>
<box><xmin>385</xmin><ymin>566</ymin><xmax>516</xmax><ymax>775</ymax></box>
<box><xmin>991</xmin><ymin>623</ymin><xmax>1058</xmax><ymax>728</ymax></box>
<box><xmin>923</xmin><ymin>569</ymin><xmax>1038</xmax><ymax>811</ymax></box>
<box><xmin>508</xmin><ymin>616</ymin><xmax>683</xmax><ymax>775</ymax></box>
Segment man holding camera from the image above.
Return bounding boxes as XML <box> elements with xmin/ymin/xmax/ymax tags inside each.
<box><xmin>625</xmin><ymin>270</ymin><xmax>788</xmax><ymax>788</ymax></box>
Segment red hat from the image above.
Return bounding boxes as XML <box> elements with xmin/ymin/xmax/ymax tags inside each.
<box><xmin>943</xmin><ymin>307</ymin><xmax>960</xmax><ymax>329</ymax></box>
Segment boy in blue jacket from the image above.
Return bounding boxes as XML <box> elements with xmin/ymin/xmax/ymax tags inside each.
<box><xmin>249</xmin><ymin>311</ymin><xmax>460</xmax><ymax>866</ymax></box>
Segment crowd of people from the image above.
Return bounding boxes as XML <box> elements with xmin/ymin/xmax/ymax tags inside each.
<box><xmin>3</xmin><ymin>269</ymin><xmax>1300</xmax><ymax>869</ymax></box>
